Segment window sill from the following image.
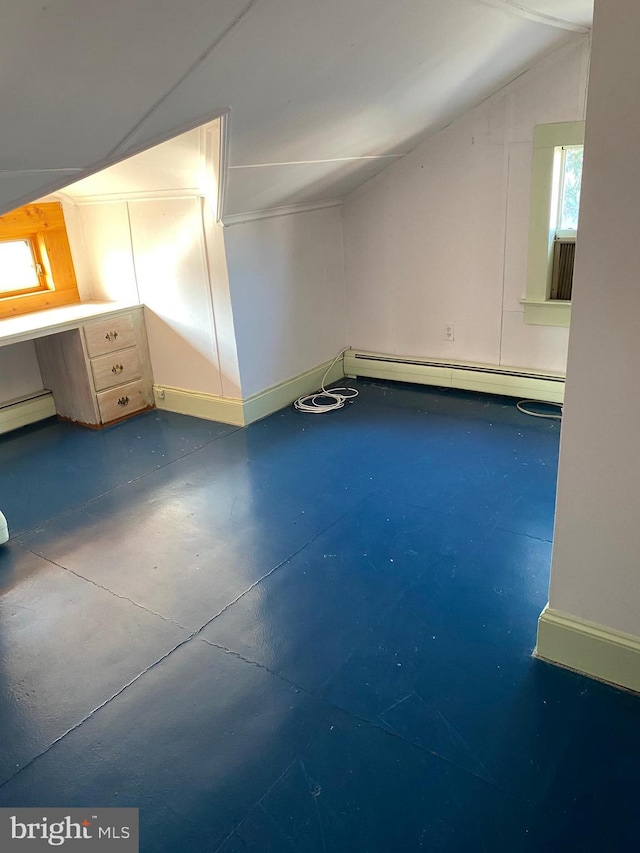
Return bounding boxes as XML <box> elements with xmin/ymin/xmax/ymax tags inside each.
<box><xmin>521</xmin><ymin>299</ymin><xmax>571</xmax><ymax>327</ymax></box>
<box><xmin>0</xmin><ymin>289</ymin><xmax>80</xmax><ymax>321</ymax></box>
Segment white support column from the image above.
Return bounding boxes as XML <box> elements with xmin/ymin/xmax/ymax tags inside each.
<box><xmin>537</xmin><ymin>0</ymin><xmax>640</xmax><ymax>692</ymax></box>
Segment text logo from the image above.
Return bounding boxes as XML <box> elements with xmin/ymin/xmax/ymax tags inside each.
<box><xmin>0</xmin><ymin>809</ymin><xmax>138</xmax><ymax>850</ymax></box>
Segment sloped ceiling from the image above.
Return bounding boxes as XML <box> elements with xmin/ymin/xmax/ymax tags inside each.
<box><xmin>1</xmin><ymin>0</ymin><xmax>592</xmax><ymax>219</ymax></box>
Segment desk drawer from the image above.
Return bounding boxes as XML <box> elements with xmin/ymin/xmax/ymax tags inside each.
<box><xmin>97</xmin><ymin>379</ymin><xmax>149</xmax><ymax>423</ymax></box>
<box><xmin>91</xmin><ymin>346</ymin><xmax>141</xmax><ymax>392</ymax></box>
<box><xmin>84</xmin><ymin>315</ymin><xmax>136</xmax><ymax>357</ymax></box>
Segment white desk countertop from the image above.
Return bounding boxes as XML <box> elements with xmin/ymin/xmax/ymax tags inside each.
<box><xmin>0</xmin><ymin>301</ymin><xmax>142</xmax><ymax>348</ymax></box>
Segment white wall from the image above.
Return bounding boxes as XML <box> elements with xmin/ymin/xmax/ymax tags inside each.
<box><xmin>548</xmin><ymin>0</ymin><xmax>640</xmax><ymax>636</ymax></box>
<box><xmin>61</xmin><ymin>121</ymin><xmax>241</xmax><ymax>399</ymax></box>
<box><xmin>0</xmin><ymin>343</ymin><xmax>44</xmax><ymax>404</ymax></box>
<box><xmin>223</xmin><ymin>207</ymin><xmax>347</xmax><ymax>398</ymax></box>
<box><xmin>128</xmin><ymin>198</ymin><xmax>224</xmax><ymax>398</ymax></box>
<box><xmin>342</xmin><ymin>37</ymin><xmax>590</xmax><ymax>373</ymax></box>
<box><xmin>68</xmin><ymin>202</ymin><xmax>139</xmax><ymax>304</ymax></box>
<box><xmin>73</xmin><ymin>196</ymin><xmax>240</xmax><ymax>398</ymax></box>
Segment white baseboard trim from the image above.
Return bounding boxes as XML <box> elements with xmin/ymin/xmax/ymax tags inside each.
<box><xmin>153</xmin><ymin>386</ymin><xmax>245</xmax><ymax>427</ymax></box>
<box><xmin>0</xmin><ymin>392</ymin><xmax>56</xmax><ymax>436</ymax></box>
<box><xmin>344</xmin><ymin>350</ymin><xmax>565</xmax><ymax>403</ymax></box>
<box><xmin>242</xmin><ymin>358</ymin><xmax>345</xmax><ymax>425</ymax></box>
<box><xmin>535</xmin><ymin>605</ymin><xmax>640</xmax><ymax>694</ymax></box>
<box><xmin>153</xmin><ymin>358</ymin><xmax>345</xmax><ymax>428</ymax></box>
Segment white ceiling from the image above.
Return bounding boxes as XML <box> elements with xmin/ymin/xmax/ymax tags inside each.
<box><xmin>1</xmin><ymin>0</ymin><xmax>592</xmax><ymax>218</ymax></box>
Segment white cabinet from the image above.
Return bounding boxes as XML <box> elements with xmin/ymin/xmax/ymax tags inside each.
<box><xmin>35</xmin><ymin>306</ymin><xmax>154</xmax><ymax>427</ymax></box>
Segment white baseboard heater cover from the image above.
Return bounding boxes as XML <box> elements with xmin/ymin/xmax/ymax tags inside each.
<box><xmin>344</xmin><ymin>350</ymin><xmax>565</xmax><ymax>403</ymax></box>
<box><xmin>0</xmin><ymin>391</ymin><xmax>56</xmax><ymax>435</ymax></box>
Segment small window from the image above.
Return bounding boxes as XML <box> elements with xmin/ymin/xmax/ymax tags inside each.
<box><xmin>522</xmin><ymin>121</ymin><xmax>585</xmax><ymax>327</ymax></box>
<box><xmin>0</xmin><ymin>238</ymin><xmax>43</xmax><ymax>296</ymax></box>
<box><xmin>0</xmin><ymin>203</ymin><xmax>80</xmax><ymax>319</ymax></box>
<box><xmin>557</xmin><ymin>145</ymin><xmax>583</xmax><ymax>232</ymax></box>
<box><xmin>548</xmin><ymin>143</ymin><xmax>583</xmax><ymax>302</ymax></box>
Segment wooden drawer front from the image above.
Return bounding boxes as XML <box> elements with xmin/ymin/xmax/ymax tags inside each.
<box><xmin>84</xmin><ymin>315</ymin><xmax>136</xmax><ymax>357</ymax></box>
<box><xmin>97</xmin><ymin>380</ymin><xmax>149</xmax><ymax>423</ymax></box>
<box><xmin>91</xmin><ymin>346</ymin><xmax>141</xmax><ymax>392</ymax></box>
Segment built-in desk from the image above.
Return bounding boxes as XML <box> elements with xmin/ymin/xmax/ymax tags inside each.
<box><xmin>0</xmin><ymin>301</ymin><xmax>154</xmax><ymax>429</ymax></box>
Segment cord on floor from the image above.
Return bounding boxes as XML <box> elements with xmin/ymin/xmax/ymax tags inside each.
<box><xmin>294</xmin><ymin>348</ymin><xmax>359</xmax><ymax>414</ymax></box>
<box><xmin>516</xmin><ymin>399</ymin><xmax>562</xmax><ymax>420</ymax></box>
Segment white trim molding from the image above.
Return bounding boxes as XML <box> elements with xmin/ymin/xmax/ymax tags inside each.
<box><xmin>154</xmin><ymin>351</ymin><xmax>564</xmax><ymax>428</ymax></box>
<box><xmin>153</xmin><ymin>386</ymin><xmax>244</xmax><ymax>427</ymax></box>
<box><xmin>216</xmin><ymin>112</ymin><xmax>231</xmax><ymax>224</ymax></box>
<box><xmin>0</xmin><ymin>392</ymin><xmax>56</xmax><ymax>436</ymax></box>
<box><xmin>223</xmin><ymin>198</ymin><xmax>342</xmax><ymax>227</ymax></box>
<box><xmin>520</xmin><ymin>299</ymin><xmax>571</xmax><ymax>327</ymax></box>
<box><xmin>70</xmin><ymin>189</ymin><xmax>204</xmax><ymax>206</ymax></box>
<box><xmin>242</xmin><ymin>358</ymin><xmax>344</xmax><ymax>425</ymax></box>
<box><xmin>344</xmin><ymin>350</ymin><xmax>565</xmax><ymax>403</ymax></box>
<box><xmin>473</xmin><ymin>0</ymin><xmax>590</xmax><ymax>33</ymax></box>
<box><xmin>536</xmin><ymin>605</ymin><xmax>640</xmax><ymax>694</ymax></box>
<box><xmin>153</xmin><ymin>356</ymin><xmax>345</xmax><ymax>427</ymax></box>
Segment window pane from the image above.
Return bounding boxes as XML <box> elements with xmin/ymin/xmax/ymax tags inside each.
<box><xmin>560</xmin><ymin>145</ymin><xmax>583</xmax><ymax>231</ymax></box>
<box><xmin>0</xmin><ymin>240</ymin><xmax>39</xmax><ymax>293</ymax></box>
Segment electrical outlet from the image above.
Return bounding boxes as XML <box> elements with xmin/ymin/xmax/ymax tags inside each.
<box><xmin>445</xmin><ymin>323</ymin><xmax>454</xmax><ymax>341</ymax></box>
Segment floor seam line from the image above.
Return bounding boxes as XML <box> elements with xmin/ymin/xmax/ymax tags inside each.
<box><xmin>0</xmin><ymin>632</ymin><xmax>206</xmax><ymax>790</ymax></box>
<box><xmin>491</xmin><ymin>525</ymin><xmax>553</xmax><ymax>543</ymax></box>
<box><xmin>19</xmin><ymin>546</ymin><xmax>187</xmax><ymax>629</ymax></box>
<box><xmin>197</xmin><ymin>639</ymin><xmax>520</xmax><ymax>801</ymax></box>
<box><xmin>212</xmin><ymin>751</ymin><xmax>308</xmax><ymax>853</ymax></box>
<box><xmin>188</xmin><ymin>493</ymin><xmax>376</xmax><ymax>634</ymax></box>
<box><xmin>12</xmin><ymin>426</ymin><xmax>243</xmax><ymax>540</ymax></box>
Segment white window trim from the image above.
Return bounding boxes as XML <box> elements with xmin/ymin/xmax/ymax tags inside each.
<box><xmin>522</xmin><ymin>121</ymin><xmax>585</xmax><ymax>327</ymax></box>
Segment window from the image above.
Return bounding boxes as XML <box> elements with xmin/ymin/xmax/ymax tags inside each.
<box><xmin>0</xmin><ymin>238</ymin><xmax>43</xmax><ymax>296</ymax></box>
<box><xmin>522</xmin><ymin>121</ymin><xmax>585</xmax><ymax>326</ymax></box>
<box><xmin>0</xmin><ymin>202</ymin><xmax>80</xmax><ymax>319</ymax></box>
<box><xmin>548</xmin><ymin>143</ymin><xmax>583</xmax><ymax>302</ymax></box>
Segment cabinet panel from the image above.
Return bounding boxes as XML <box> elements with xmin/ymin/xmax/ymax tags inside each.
<box><xmin>35</xmin><ymin>329</ymin><xmax>99</xmax><ymax>424</ymax></box>
<box><xmin>91</xmin><ymin>346</ymin><xmax>141</xmax><ymax>392</ymax></box>
<box><xmin>84</xmin><ymin>315</ymin><xmax>136</xmax><ymax>357</ymax></box>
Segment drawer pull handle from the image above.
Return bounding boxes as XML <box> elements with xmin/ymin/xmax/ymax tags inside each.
<box><xmin>105</xmin><ymin>331</ymin><xmax>119</xmax><ymax>342</ymax></box>
<box><xmin>112</xmin><ymin>364</ymin><xmax>124</xmax><ymax>375</ymax></box>
<box><xmin>117</xmin><ymin>396</ymin><xmax>130</xmax><ymax>407</ymax></box>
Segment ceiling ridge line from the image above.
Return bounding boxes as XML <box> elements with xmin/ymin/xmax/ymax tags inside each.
<box><xmin>472</xmin><ymin>0</ymin><xmax>590</xmax><ymax>32</ymax></box>
<box><xmin>0</xmin><ymin>168</ymin><xmax>84</xmax><ymax>175</ymax></box>
<box><xmin>228</xmin><ymin>156</ymin><xmax>403</xmax><ymax>169</ymax></box>
<box><xmin>106</xmin><ymin>0</ymin><xmax>263</xmax><ymax>161</ymax></box>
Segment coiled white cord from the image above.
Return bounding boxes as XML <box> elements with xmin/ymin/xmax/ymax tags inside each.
<box><xmin>294</xmin><ymin>349</ymin><xmax>359</xmax><ymax>414</ymax></box>
<box><xmin>516</xmin><ymin>399</ymin><xmax>563</xmax><ymax>420</ymax></box>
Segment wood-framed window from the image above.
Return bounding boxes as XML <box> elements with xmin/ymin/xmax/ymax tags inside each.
<box><xmin>522</xmin><ymin>121</ymin><xmax>585</xmax><ymax>327</ymax></box>
<box><xmin>0</xmin><ymin>202</ymin><xmax>80</xmax><ymax>319</ymax></box>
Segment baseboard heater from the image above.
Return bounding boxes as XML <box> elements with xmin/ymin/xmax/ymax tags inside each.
<box><xmin>0</xmin><ymin>391</ymin><xmax>56</xmax><ymax>436</ymax></box>
<box><xmin>343</xmin><ymin>350</ymin><xmax>565</xmax><ymax>403</ymax></box>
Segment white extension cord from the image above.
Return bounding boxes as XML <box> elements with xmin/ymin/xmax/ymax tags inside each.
<box><xmin>516</xmin><ymin>399</ymin><xmax>563</xmax><ymax>420</ymax></box>
<box><xmin>294</xmin><ymin>349</ymin><xmax>359</xmax><ymax>414</ymax></box>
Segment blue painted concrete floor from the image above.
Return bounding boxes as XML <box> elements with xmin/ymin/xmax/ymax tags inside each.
<box><xmin>0</xmin><ymin>379</ymin><xmax>638</xmax><ymax>851</ymax></box>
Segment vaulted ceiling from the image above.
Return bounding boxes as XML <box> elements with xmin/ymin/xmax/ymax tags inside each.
<box><xmin>1</xmin><ymin>0</ymin><xmax>592</xmax><ymax>219</ymax></box>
